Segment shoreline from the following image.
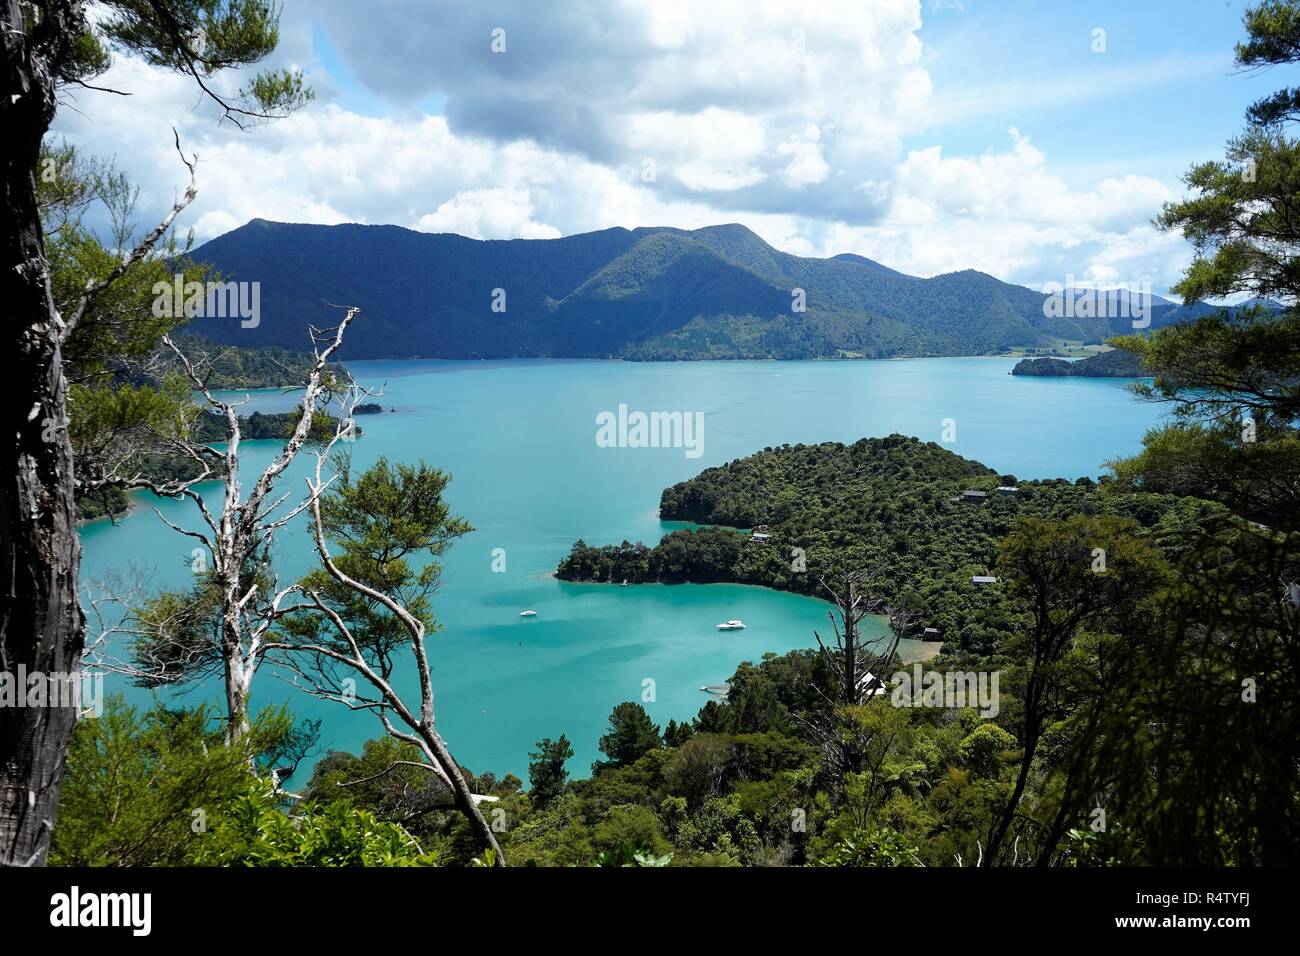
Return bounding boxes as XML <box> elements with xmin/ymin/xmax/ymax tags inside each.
<box><xmin>344</xmin><ymin>352</ymin><xmax>1051</xmax><ymax>366</ymax></box>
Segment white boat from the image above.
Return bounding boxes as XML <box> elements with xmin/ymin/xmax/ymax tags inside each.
<box><xmin>716</xmin><ymin>619</ymin><xmax>746</xmax><ymax>630</ymax></box>
<box><xmin>519</xmin><ymin>610</ymin><xmax>537</xmax><ymax>617</ymax></box>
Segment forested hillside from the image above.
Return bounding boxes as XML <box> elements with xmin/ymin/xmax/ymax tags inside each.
<box><xmin>558</xmin><ymin>436</ymin><xmax>1220</xmax><ymax>655</ymax></box>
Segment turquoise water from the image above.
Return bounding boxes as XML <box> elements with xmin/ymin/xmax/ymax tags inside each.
<box><xmin>78</xmin><ymin>357</ymin><xmax>1164</xmax><ymax>781</ymax></box>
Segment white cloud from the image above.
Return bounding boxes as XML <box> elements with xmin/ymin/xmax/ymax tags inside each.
<box><xmin>416</xmin><ymin>187</ymin><xmax>560</xmax><ymax>239</ymax></box>
<box><xmin>47</xmin><ymin>0</ymin><xmax>1193</xmax><ymax>297</ymax></box>
<box><xmin>630</xmin><ymin>108</ymin><xmax>769</xmax><ymax>192</ymax></box>
<box><xmin>298</xmin><ymin>0</ymin><xmax>931</xmax><ymax>221</ymax></box>
<box><xmin>809</xmin><ymin>129</ymin><xmax>1187</xmax><ymax>291</ymax></box>
<box><xmin>777</xmin><ymin>125</ymin><xmax>831</xmax><ymax>188</ymax></box>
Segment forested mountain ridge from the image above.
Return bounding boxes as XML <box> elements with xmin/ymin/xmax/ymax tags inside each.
<box><xmin>185</xmin><ymin>220</ymin><xmax>1202</xmax><ymax>360</ymax></box>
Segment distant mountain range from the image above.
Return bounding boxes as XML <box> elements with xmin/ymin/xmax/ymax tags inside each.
<box><xmin>184</xmin><ymin>219</ymin><xmax>1227</xmax><ymax>360</ymax></box>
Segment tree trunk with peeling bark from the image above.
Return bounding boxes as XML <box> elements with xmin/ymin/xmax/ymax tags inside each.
<box><xmin>0</xmin><ymin>0</ymin><xmax>85</xmax><ymax>867</ymax></box>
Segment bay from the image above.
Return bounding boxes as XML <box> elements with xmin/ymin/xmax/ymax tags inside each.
<box><xmin>78</xmin><ymin>357</ymin><xmax>1164</xmax><ymax>782</ymax></box>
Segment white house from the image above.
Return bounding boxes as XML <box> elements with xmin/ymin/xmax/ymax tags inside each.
<box><xmin>856</xmin><ymin>670</ymin><xmax>886</xmax><ymax>697</ymax></box>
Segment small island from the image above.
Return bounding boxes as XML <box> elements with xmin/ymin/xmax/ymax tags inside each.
<box><xmin>79</xmin><ymin>408</ymin><xmax>354</xmax><ymax>521</ymax></box>
<box><xmin>1010</xmin><ymin>348</ymin><xmax>1143</xmax><ymax>377</ymax></box>
<box><xmin>190</xmin><ymin>409</ymin><xmax>354</xmax><ymax>443</ymax></box>
<box><xmin>79</xmin><ymin>336</ymin><xmax>360</xmax><ymax>522</ymax></box>
<box><xmin>146</xmin><ymin>332</ymin><xmax>352</xmax><ymax>389</ymax></box>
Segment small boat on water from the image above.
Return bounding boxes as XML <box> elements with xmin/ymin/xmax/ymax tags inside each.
<box><xmin>716</xmin><ymin>619</ymin><xmax>746</xmax><ymax>630</ymax></box>
<box><xmin>520</xmin><ymin>610</ymin><xmax>537</xmax><ymax>617</ymax></box>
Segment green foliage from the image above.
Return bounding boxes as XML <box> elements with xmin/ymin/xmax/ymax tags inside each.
<box><xmin>51</xmin><ymin>695</ymin><xmax>299</xmax><ymax>866</ymax></box>
<box><xmin>53</xmin><ymin>695</ymin><xmax>433</xmax><ymax>867</ymax></box>
<box><xmin>128</xmin><ymin>540</ymin><xmax>281</xmax><ymax>688</ymax></box>
<box><xmin>528</xmin><ymin>735</ymin><xmax>574</xmax><ymax>810</ymax></box>
<box><xmin>68</xmin><ymin>374</ymin><xmax>210</xmax><ymax>519</ymax></box>
<box><xmin>89</xmin><ymin>1</ymin><xmax>313</xmax><ymax>120</ymax></box>
<box><xmin>1156</xmin><ymin>133</ymin><xmax>1300</xmax><ymax>303</ymax></box>
<box><xmin>306</xmin><ymin>737</ymin><xmax>426</xmax><ymax>808</ymax></box>
<box><xmin>663</xmin><ymin>718</ymin><xmax>694</xmax><ymax>748</ymax></box>
<box><xmin>189</xmin><ymin>784</ymin><xmax>435</xmax><ymax>866</ymax></box>
<box><xmin>594</xmin><ymin>702</ymin><xmax>662</xmax><ymax>773</ymax></box>
<box><xmin>29</xmin><ymin>0</ymin><xmax>316</xmax><ymax>532</ymax></box>
<box><xmin>958</xmin><ymin>723</ymin><xmax>1018</xmax><ymax>779</ymax></box>
<box><xmin>997</xmin><ymin>515</ymin><xmax>1170</xmax><ymax>629</ymax></box>
<box><xmin>816</xmin><ymin>826</ymin><xmax>923</xmax><ymax>867</ymax></box>
<box><xmin>284</xmin><ymin>454</ymin><xmax>472</xmax><ymax>667</ymax></box>
<box><xmin>673</xmin><ymin>795</ymin><xmax>761</xmax><ymax>865</ymax></box>
<box><xmin>1239</xmin><ymin>1</ymin><xmax>1300</xmax><ymax>125</ymax></box>
<box><xmin>663</xmin><ymin>733</ymin><xmax>734</xmax><ymax>809</ymax></box>
<box><xmin>49</xmin><ymin>3</ymin><xmax>1300</xmax><ymax>869</ymax></box>
<box><xmin>38</xmin><ymin>141</ymin><xmax>207</xmax><ymax>521</ymax></box>
<box><xmin>129</xmin><ymin>575</ymin><xmax>225</xmax><ymax>686</ymax></box>
<box><xmin>591</xmin><ymin>804</ymin><xmax>671</xmax><ymax>858</ymax></box>
<box><xmin>1097</xmin><ymin>2</ymin><xmax>1300</xmax><ymax>863</ymax></box>
<box><xmin>588</xmin><ymin>841</ymin><xmax>673</xmax><ymax>867</ymax></box>
<box><xmin>39</xmin><ymin>140</ymin><xmax>201</xmax><ymax>388</ymax></box>
<box><xmin>38</xmin><ymin>142</ymin><xmax>345</xmax><ymax>522</ymax></box>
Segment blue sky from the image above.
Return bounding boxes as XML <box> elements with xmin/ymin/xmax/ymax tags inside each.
<box><xmin>52</xmin><ymin>0</ymin><xmax>1289</xmax><ymax>298</ymax></box>
<box><xmin>914</xmin><ymin>0</ymin><xmax>1278</xmax><ymax>186</ymax></box>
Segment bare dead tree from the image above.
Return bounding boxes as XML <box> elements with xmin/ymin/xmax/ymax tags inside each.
<box><xmin>90</xmin><ymin>308</ymin><xmax>365</xmax><ymax>742</ymax></box>
<box><xmin>797</xmin><ymin>570</ymin><xmax>912</xmax><ymax>786</ymax></box>
<box><xmin>813</xmin><ymin>571</ymin><xmax>898</xmax><ymax>709</ymax></box>
<box><xmin>78</xmin><ymin>314</ymin><xmax>505</xmax><ymax>859</ymax></box>
<box><xmin>79</xmin><ymin>567</ymin><xmax>158</xmax><ymax>681</ymax></box>
<box><xmin>261</xmin><ymin>437</ymin><xmax>507</xmax><ymax>865</ymax></box>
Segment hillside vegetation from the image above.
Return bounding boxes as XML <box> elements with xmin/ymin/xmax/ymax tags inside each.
<box><xmin>557</xmin><ymin>436</ymin><xmax>1219</xmax><ymax>656</ymax></box>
